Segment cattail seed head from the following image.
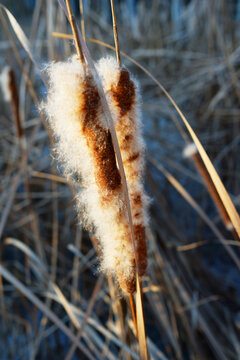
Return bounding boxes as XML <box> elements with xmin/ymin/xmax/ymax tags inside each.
<box><xmin>43</xmin><ymin>56</ymin><xmax>136</xmax><ymax>294</ymax></box>
<box><xmin>97</xmin><ymin>56</ymin><xmax>149</xmax><ymax>278</ymax></box>
<box><xmin>1</xmin><ymin>66</ymin><xmax>22</xmax><ymax>139</ymax></box>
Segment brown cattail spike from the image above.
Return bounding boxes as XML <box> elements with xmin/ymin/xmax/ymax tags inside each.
<box><xmin>134</xmin><ymin>224</ymin><xmax>147</xmax><ymax>276</ymax></box>
<box><xmin>118</xmin><ymin>270</ymin><xmax>136</xmax><ymax>294</ymax></box>
<box><xmin>97</xmin><ymin>57</ymin><xmax>149</xmax><ymax>281</ymax></box>
<box><xmin>8</xmin><ymin>70</ymin><xmax>22</xmax><ymax>138</ymax></box>
<box><xmin>111</xmin><ymin>69</ymin><xmax>135</xmax><ymax>116</ymax></box>
<box><xmin>81</xmin><ymin>74</ymin><xmax>121</xmax><ymax>192</ymax></box>
<box><xmin>1</xmin><ymin>67</ymin><xmax>23</xmax><ymax>139</ymax></box>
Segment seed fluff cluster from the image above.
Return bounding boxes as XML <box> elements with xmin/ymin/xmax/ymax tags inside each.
<box><xmin>43</xmin><ymin>55</ymin><xmax>148</xmax><ymax>294</ymax></box>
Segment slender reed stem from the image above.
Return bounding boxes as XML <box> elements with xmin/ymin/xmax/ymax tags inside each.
<box><xmin>79</xmin><ymin>0</ymin><xmax>85</xmax><ymax>42</ymax></box>
<box><xmin>129</xmin><ymin>294</ymin><xmax>138</xmax><ymax>337</ymax></box>
<box><xmin>65</xmin><ymin>0</ymin><xmax>84</xmax><ymax>64</ymax></box>
<box><xmin>110</xmin><ymin>0</ymin><xmax>121</xmax><ymax>67</ymax></box>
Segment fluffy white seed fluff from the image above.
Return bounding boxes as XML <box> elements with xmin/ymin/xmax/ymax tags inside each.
<box><xmin>226</xmin><ymin>221</ymin><xmax>234</xmax><ymax>231</ymax></box>
<box><xmin>182</xmin><ymin>142</ymin><xmax>198</xmax><ymax>158</ymax></box>
<box><xmin>43</xmin><ymin>56</ymin><xmax>136</xmax><ymax>292</ymax></box>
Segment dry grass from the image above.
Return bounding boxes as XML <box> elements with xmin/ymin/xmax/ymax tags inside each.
<box><xmin>0</xmin><ymin>0</ymin><xmax>240</xmax><ymax>359</ymax></box>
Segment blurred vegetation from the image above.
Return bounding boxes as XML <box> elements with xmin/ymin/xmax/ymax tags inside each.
<box><xmin>0</xmin><ymin>0</ymin><xmax>240</xmax><ymax>359</ymax></box>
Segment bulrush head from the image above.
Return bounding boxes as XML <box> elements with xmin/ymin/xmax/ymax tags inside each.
<box><xmin>43</xmin><ymin>56</ymin><xmax>136</xmax><ymax>294</ymax></box>
<box><xmin>97</xmin><ymin>56</ymin><xmax>149</xmax><ymax>278</ymax></box>
<box><xmin>1</xmin><ymin>67</ymin><xmax>22</xmax><ymax>139</ymax></box>
<box><xmin>81</xmin><ymin>73</ymin><xmax>121</xmax><ymax>192</ymax></box>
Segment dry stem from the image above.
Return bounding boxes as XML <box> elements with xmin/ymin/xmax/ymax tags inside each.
<box><xmin>110</xmin><ymin>0</ymin><xmax>121</xmax><ymax>67</ymax></box>
<box><xmin>79</xmin><ymin>0</ymin><xmax>85</xmax><ymax>42</ymax></box>
<box><xmin>65</xmin><ymin>0</ymin><xmax>84</xmax><ymax>64</ymax></box>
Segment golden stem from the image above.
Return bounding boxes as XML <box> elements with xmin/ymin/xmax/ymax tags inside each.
<box><xmin>110</xmin><ymin>0</ymin><xmax>121</xmax><ymax>67</ymax></box>
<box><xmin>129</xmin><ymin>294</ymin><xmax>138</xmax><ymax>338</ymax></box>
<box><xmin>65</xmin><ymin>0</ymin><xmax>84</xmax><ymax>64</ymax></box>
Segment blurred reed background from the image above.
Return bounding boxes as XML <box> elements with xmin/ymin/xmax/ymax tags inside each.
<box><xmin>0</xmin><ymin>0</ymin><xmax>240</xmax><ymax>359</ymax></box>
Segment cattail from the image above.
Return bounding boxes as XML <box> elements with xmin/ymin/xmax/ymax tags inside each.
<box><xmin>96</xmin><ymin>56</ymin><xmax>148</xmax><ymax>277</ymax></box>
<box><xmin>0</xmin><ymin>66</ymin><xmax>23</xmax><ymax>139</ymax></box>
<box><xmin>43</xmin><ymin>56</ymin><xmax>136</xmax><ymax>294</ymax></box>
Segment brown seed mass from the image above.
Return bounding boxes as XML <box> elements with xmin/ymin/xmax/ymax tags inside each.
<box><xmin>8</xmin><ymin>69</ymin><xmax>22</xmax><ymax>138</ymax></box>
<box><xmin>81</xmin><ymin>75</ymin><xmax>121</xmax><ymax>191</ymax></box>
<box><xmin>126</xmin><ymin>152</ymin><xmax>140</xmax><ymax>163</ymax></box>
<box><xmin>118</xmin><ymin>271</ymin><xmax>136</xmax><ymax>294</ymax></box>
<box><xmin>134</xmin><ymin>224</ymin><xmax>147</xmax><ymax>276</ymax></box>
<box><xmin>124</xmin><ymin>134</ymin><xmax>132</xmax><ymax>141</ymax></box>
<box><xmin>132</xmin><ymin>194</ymin><xmax>142</xmax><ymax>206</ymax></box>
<box><xmin>111</xmin><ymin>69</ymin><xmax>136</xmax><ymax>117</ymax></box>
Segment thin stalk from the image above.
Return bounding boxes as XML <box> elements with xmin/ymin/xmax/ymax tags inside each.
<box><xmin>79</xmin><ymin>0</ymin><xmax>85</xmax><ymax>42</ymax></box>
<box><xmin>110</xmin><ymin>0</ymin><xmax>121</xmax><ymax>67</ymax></box>
<box><xmin>129</xmin><ymin>294</ymin><xmax>138</xmax><ymax>337</ymax></box>
<box><xmin>65</xmin><ymin>0</ymin><xmax>84</xmax><ymax>64</ymax></box>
